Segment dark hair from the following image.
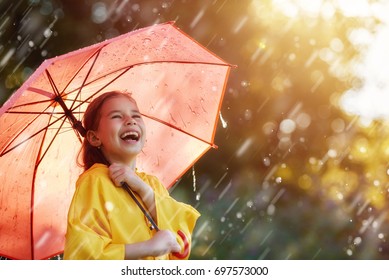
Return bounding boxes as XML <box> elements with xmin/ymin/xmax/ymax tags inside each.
<box><xmin>78</xmin><ymin>90</ymin><xmax>138</xmax><ymax>170</ymax></box>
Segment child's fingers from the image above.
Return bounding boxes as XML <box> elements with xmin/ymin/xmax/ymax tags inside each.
<box><xmin>108</xmin><ymin>165</ymin><xmax>125</xmax><ymax>186</ymax></box>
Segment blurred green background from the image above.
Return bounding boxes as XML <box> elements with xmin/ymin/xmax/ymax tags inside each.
<box><xmin>1</xmin><ymin>0</ymin><xmax>389</xmax><ymax>260</ymax></box>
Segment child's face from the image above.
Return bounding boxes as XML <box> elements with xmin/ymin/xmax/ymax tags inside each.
<box><xmin>93</xmin><ymin>96</ymin><xmax>146</xmax><ymax>165</ymax></box>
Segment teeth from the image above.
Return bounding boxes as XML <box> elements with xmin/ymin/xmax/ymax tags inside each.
<box><xmin>121</xmin><ymin>131</ymin><xmax>139</xmax><ymax>140</ymax></box>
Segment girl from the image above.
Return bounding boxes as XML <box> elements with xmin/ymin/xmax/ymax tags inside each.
<box><xmin>63</xmin><ymin>91</ymin><xmax>200</xmax><ymax>260</ymax></box>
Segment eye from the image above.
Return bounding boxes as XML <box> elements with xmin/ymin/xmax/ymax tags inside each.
<box><xmin>111</xmin><ymin>114</ymin><xmax>122</xmax><ymax>119</ymax></box>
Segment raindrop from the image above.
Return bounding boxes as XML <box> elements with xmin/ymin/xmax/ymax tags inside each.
<box><xmin>319</xmin><ymin>48</ymin><xmax>335</xmax><ymax>63</ymax></box>
<box><xmin>346</xmin><ymin>249</ymin><xmax>353</xmax><ymax>256</ymax></box>
<box><xmin>296</xmin><ymin>112</ymin><xmax>311</xmax><ymax>129</ymax></box>
<box><xmin>91</xmin><ymin>2</ymin><xmax>108</xmax><ymax>24</ymax></box>
<box><xmin>219</xmin><ymin>111</ymin><xmax>228</xmax><ymax>128</ymax></box>
<box><xmin>43</xmin><ymin>28</ymin><xmax>52</xmax><ymax>38</ymax></box>
<box><xmin>267</xmin><ymin>204</ymin><xmax>275</xmax><ymax>215</ymax></box>
<box><xmin>275</xmin><ymin>177</ymin><xmax>282</xmax><ymax>184</ymax></box>
<box><xmin>330</xmin><ymin>38</ymin><xmax>344</xmax><ymax>53</ymax></box>
<box><xmin>246</xmin><ymin>200</ymin><xmax>254</xmax><ymax>208</ymax></box>
<box><xmin>288</xmin><ymin>53</ymin><xmax>296</xmax><ymax>61</ymax></box>
<box><xmin>132</xmin><ymin>4</ymin><xmax>140</xmax><ymax>11</ymax></box>
<box><xmin>331</xmin><ymin>118</ymin><xmax>346</xmax><ymax>133</ymax></box>
<box><xmin>263</xmin><ymin>157</ymin><xmax>271</xmax><ymax>167</ymax></box>
<box><xmin>263</xmin><ymin>121</ymin><xmax>277</xmax><ymax>135</ymax></box>
<box><xmin>35</xmin><ymin>231</ymin><xmax>51</xmax><ymax>249</ymax></box>
<box><xmin>196</xmin><ymin>192</ymin><xmax>201</xmax><ymax>201</ymax></box>
<box><xmin>40</xmin><ymin>1</ymin><xmax>53</xmax><ymax>15</ymax></box>
<box><xmin>244</xmin><ymin>109</ymin><xmax>252</xmax><ymax>120</ymax></box>
<box><xmin>190</xmin><ymin>8</ymin><xmax>205</xmax><ymax>29</ymax></box>
<box><xmin>192</xmin><ymin>166</ymin><xmax>196</xmax><ymax>192</ymax></box>
<box><xmin>353</xmin><ymin>236</ymin><xmax>362</xmax><ymax>245</ymax></box>
<box><xmin>279</xmin><ymin>119</ymin><xmax>296</xmax><ymax>134</ymax></box>
<box><xmin>233</xmin><ymin>16</ymin><xmax>248</xmax><ymax>34</ymax></box>
<box><xmin>327</xmin><ymin>149</ymin><xmax>337</xmax><ymax>158</ymax></box>
<box><xmin>241</xmin><ymin>80</ymin><xmax>250</xmax><ymax>88</ymax></box>
<box><xmin>105</xmin><ymin>201</ymin><xmax>114</xmax><ymax>212</ymax></box>
<box><xmin>28</xmin><ymin>40</ymin><xmax>35</xmax><ymax>48</ymax></box>
<box><xmin>236</xmin><ymin>137</ymin><xmax>253</xmax><ymax>158</ymax></box>
<box><xmin>0</xmin><ymin>48</ymin><xmax>16</xmax><ymax>67</ymax></box>
<box><xmin>143</xmin><ymin>38</ymin><xmax>152</xmax><ymax>44</ymax></box>
<box><xmin>236</xmin><ymin>212</ymin><xmax>243</xmax><ymax>219</ymax></box>
<box><xmin>221</xmin><ymin>217</ymin><xmax>226</xmax><ymax>223</ymax></box>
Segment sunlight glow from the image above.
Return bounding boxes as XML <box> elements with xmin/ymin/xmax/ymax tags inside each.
<box><xmin>340</xmin><ymin>8</ymin><xmax>389</xmax><ymax>121</ymax></box>
<box><xmin>267</xmin><ymin>0</ymin><xmax>389</xmax><ymax>122</ymax></box>
<box><xmin>270</xmin><ymin>0</ymin><xmax>373</xmax><ymax>18</ymax></box>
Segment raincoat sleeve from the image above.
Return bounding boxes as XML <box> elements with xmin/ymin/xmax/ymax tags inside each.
<box><xmin>63</xmin><ymin>172</ymin><xmax>125</xmax><ymax>260</ymax></box>
<box><xmin>147</xmin><ymin>175</ymin><xmax>201</xmax><ymax>260</ymax></box>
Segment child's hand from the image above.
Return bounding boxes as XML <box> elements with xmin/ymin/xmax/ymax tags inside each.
<box><xmin>148</xmin><ymin>230</ymin><xmax>181</xmax><ymax>257</ymax></box>
<box><xmin>108</xmin><ymin>163</ymin><xmax>156</xmax><ymax>219</ymax></box>
<box><xmin>109</xmin><ymin>163</ymin><xmax>143</xmax><ymax>192</ymax></box>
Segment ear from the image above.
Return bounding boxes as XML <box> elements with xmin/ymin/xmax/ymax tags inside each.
<box><xmin>86</xmin><ymin>130</ymin><xmax>102</xmax><ymax>147</ymax></box>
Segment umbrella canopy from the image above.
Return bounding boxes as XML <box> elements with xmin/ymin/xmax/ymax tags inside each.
<box><xmin>0</xmin><ymin>21</ymin><xmax>232</xmax><ymax>260</ymax></box>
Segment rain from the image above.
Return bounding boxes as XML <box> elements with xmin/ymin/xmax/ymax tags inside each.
<box><xmin>1</xmin><ymin>0</ymin><xmax>389</xmax><ymax>261</ymax></box>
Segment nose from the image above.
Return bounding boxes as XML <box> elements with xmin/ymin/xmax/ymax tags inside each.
<box><xmin>125</xmin><ymin>116</ymin><xmax>137</xmax><ymax>125</ymax></box>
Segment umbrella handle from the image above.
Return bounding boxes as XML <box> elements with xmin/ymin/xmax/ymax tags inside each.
<box><xmin>172</xmin><ymin>230</ymin><xmax>189</xmax><ymax>259</ymax></box>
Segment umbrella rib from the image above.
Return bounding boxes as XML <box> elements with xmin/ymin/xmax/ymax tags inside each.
<box><xmin>60</xmin><ymin>45</ymin><xmax>106</xmax><ymax>102</ymax></box>
<box><xmin>45</xmin><ymin>70</ymin><xmax>85</xmax><ymax>139</ymax></box>
<box><xmin>69</xmin><ymin>47</ymin><xmax>103</xmax><ymax>113</ymax></box>
<box><xmin>141</xmin><ymin>113</ymin><xmax>217</xmax><ymax>148</ymax></box>
<box><xmin>5</xmin><ymin>111</ymin><xmax>68</xmax><ymax>115</ymax></box>
<box><xmin>69</xmin><ymin>66</ymin><xmax>136</xmax><ymax>113</ymax></box>
<box><xmin>29</xmin><ymin>102</ymin><xmax>64</xmax><ymax>259</ymax></box>
<box><xmin>0</xmin><ymin>114</ymin><xmax>66</xmax><ymax>157</ymax></box>
<box><xmin>5</xmin><ymin>99</ymin><xmax>57</xmax><ymax>110</ymax></box>
<box><xmin>35</xmin><ymin>112</ymin><xmax>68</xmax><ymax>167</ymax></box>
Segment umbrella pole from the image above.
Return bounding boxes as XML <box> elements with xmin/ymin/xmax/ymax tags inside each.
<box><xmin>120</xmin><ymin>181</ymin><xmax>159</xmax><ymax>231</ymax></box>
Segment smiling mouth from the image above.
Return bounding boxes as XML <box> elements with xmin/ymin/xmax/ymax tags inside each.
<box><xmin>120</xmin><ymin>131</ymin><xmax>140</xmax><ymax>141</ymax></box>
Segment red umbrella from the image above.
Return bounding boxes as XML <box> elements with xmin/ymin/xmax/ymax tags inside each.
<box><xmin>0</xmin><ymin>21</ymin><xmax>232</xmax><ymax>260</ymax></box>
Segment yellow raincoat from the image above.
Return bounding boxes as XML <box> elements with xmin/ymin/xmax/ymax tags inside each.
<box><xmin>63</xmin><ymin>163</ymin><xmax>200</xmax><ymax>260</ymax></box>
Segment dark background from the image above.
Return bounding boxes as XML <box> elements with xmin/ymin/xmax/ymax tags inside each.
<box><xmin>1</xmin><ymin>0</ymin><xmax>389</xmax><ymax>259</ymax></box>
